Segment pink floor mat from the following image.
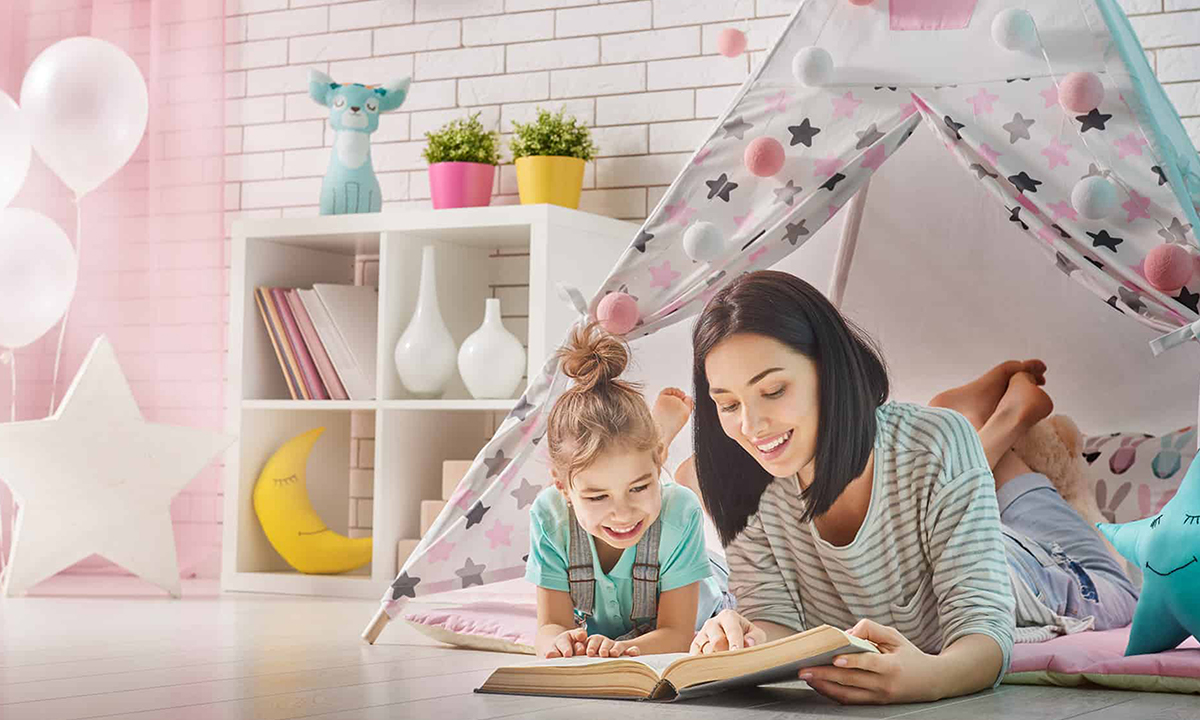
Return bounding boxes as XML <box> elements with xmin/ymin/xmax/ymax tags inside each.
<box><xmin>405</xmin><ymin>600</ymin><xmax>1200</xmax><ymax>693</ymax></box>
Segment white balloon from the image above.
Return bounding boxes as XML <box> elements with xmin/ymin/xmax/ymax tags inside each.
<box><xmin>0</xmin><ymin>91</ymin><xmax>31</xmax><ymax>208</ymax></box>
<box><xmin>793</xmin><ymin>47</ymin><xmax>834</xmax><ymax>87</ymax></box>
<box><xmin>20</xmin><ymin>37</ymin><xmax>148</xmax><ymax>197</ymax></box>
<box><xmin>992</xmin><ymin>9</ymin><xmax>1039</xmax><ymax>52</ymax></box>
<box><xmin>0</xmin><ymin>208</ymin><xmax>78</xmax><ymax>349</ymax></box>
<box><xmin>683</xmin><ymin>221</ymin><xmax>725</xmax><ymax>263</ymax></box>
<box><xmin>1072</xmin><ymin>176</ymin><xmax>1119</xmax><ymax>220</ymax></box>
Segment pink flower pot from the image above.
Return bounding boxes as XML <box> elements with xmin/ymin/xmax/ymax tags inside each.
<box><xmin>428</xmin><ymin>162</ymin><xmax>496</xmax><ymax>209</ymax></box>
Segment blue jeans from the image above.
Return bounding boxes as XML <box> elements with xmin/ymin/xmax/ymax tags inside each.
<box><xmin>999</xmin><ymin>473</ymin><xmax>1138</xmax><ymax>630</ymax></box>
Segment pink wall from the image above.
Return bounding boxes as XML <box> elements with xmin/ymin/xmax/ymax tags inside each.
<box><xmin>0</xmin><ymin>0</ymin><xmax>226</xmax><ymax>580</ymax></box>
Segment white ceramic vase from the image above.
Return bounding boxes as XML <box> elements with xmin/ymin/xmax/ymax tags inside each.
<box><xmin>394</xmin><ymin>246</ymin><xmax>456</xmax><ymax>398</ymax></box>
<box><xmin>458</xmin><ymin>298</ymin><xmax>526</xmax><ymax>399</ymax></box>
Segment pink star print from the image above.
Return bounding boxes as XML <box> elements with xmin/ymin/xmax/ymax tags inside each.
<box><xmin>1042</xmin><ymin>139</ymin><xmax>1072</xmax><ymax>170</ymax></box>
<box><xmin>966</xmin><ymin>88</ymin><xmax>1000</xmax><ymax>116</ymax></box>
<box><xmin>749</xmin><ymin>246</ymin><xmax>769</xmax><ymax>264</ymax></box>
<box><xmin>693</xmin><ymin>147</ymin><xmax>712</xmax><ymax>165</ymax></box>
<box><xmin>862</xmin><ymin>144</ymin><xmax>887</xmax><ymax>171</ymax></box>
<box><xmin>1122</xmin><ymin>190</ymin><xmax>1152</xmax><ymax>222</ymax></box>
<box><xmin>831</xmin><ymin>91</ymin><xmax>862</xmax><ymax>120</ymax></box>
<box><xmin>1017</xmin><ymin>194</ymin><xmax>1040</xmax><ymax>216</ymax></box>
<box><xmin>813</xmin><ymin>157</ymin><xmax>844</xmax><ymax>178</ymax></box>
<box><xmin>765</xmin><ymin>90</ymin><xmax>789</xmax><ymax>113</ymax></box>
<box><xmin>1115</xmin><ymin>133</ymin><xmax>1148</xmax><ymax>159</ymax></box>
<box><xmin>449</xmin><ymin>486</ymin><xmax>477</xmax><ymax>512</ymax></box>
<box><xmin>900</xmin><ymin>101</ymin><xmax>918</xmax><ymax>119</ymax></box>
<box><xmin>1048</xmin><ymin>200</ymin><xmax>1078</xmax><ymax>222</ymax></box>
<box><xmin>485</xmin><ymin>519</ymin><xmax>514</xmax><ymax>549</ymax></box>
<box><xmin>427</xmin><ymin>540</ymin><xmax>456</xmax><ymax>564</ymax></box>
<box><xmin>1040</xmin><ymin>85</ymin><xmax>1059</xmax><ymax>109</ymax></box>
<box><xmin>664</xmin><ymin>201</ymin><xmax>696</xmax><ymax>227</ymax></box>
<box><xmin>1037</xmin><ymin>226</ymin><xmax>1059</xmax><ymax>244</ymax></box>
<box><xmin>649</xmin><ymin>260</ymin><xmax>681</xmax><ymax>289</ymax></box>
<box><xmin>979</xmin><ymin>143</ymin><xmax>1001</xmax><ymax>166</ymax></box>
<box><xmin>734</xmin><ymin>211</ymin><xmax>755</xmax><ymax>229</ymax></box>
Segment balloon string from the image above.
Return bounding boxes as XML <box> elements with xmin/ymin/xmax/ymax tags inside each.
<box><xmin>48</xmin><ymin>196</ymin><xmax>81</xmax><ymax>416</ymax></box>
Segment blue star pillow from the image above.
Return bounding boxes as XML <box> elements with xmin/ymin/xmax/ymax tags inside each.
<box><xmin>1099</xmin><ymin>450</ymin><xmax>1200</xmax><ymax>656</ymax></box>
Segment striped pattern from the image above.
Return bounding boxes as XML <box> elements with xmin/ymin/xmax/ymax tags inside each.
<box><xmin>726</xmin><ymin>401</ymin><xmax>1016</xmax><ymax>677</ymax></box>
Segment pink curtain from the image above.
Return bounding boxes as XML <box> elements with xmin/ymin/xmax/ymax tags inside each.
<box><xmin>0</xmin><ymin>0</ymin><xmax>226</xmax><ymax>580</ymax></box>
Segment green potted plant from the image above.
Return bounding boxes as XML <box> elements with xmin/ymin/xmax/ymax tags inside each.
<box><xmin>422</xmin><ymin>112</ymin><xmax>501</xmax><ymax>209</ymax></box>
<box><xmin>510</xmin><ymin>108</ymin><xmax>597</xmax><ymax>209</ymax></box>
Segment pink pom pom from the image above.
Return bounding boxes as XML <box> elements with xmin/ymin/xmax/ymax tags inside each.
<box><xmin>596</xmin><ymin>292</ymin><xmax>639</xmax><ymax>336</ymax></box>
<box><xmin>1059</xmin><ymin>72</ymin><xmax>1105</xmax><ymax>114</ymax></box>
<box><xmin>744</xmin><ymin>137</ymin><xmax>786</xmax><ymax>178</ymax></box>
<box><xmin>717</xmin><ymin>28</ymin><xmax>747</xmax><ymax>58</ymax></box>
<box><xmin>1145</xmin><ymin>244</ymin><xmax>1193</xmax><ymax>293</ymax></box>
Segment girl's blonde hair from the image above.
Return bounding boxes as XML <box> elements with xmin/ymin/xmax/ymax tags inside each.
<box><xmin>547</xmin><ymin>322</ymin><xmax>660</xmax><ymax>485</ymax></box>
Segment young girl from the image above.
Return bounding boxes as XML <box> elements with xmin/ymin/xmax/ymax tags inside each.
<box><xmin>686</xmin><ymin>271</ymin><xmax>1137</xmax><ymax>704</ymax></box>
<box><xmin>525</xmin><ymin>323</ymin><xmax>728</xmax><ymax>660</ymax></box>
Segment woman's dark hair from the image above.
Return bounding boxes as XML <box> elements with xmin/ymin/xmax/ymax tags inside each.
<box><xmin>692</xmin><ymin>271</ymin><xmax>889</xmax><ymax>545</ymax></box>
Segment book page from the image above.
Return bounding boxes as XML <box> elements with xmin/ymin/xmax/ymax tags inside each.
<box><xmin>517</xmin><ymin>652</ymin><xmax>687</xmax><ymax>676</ymax></box>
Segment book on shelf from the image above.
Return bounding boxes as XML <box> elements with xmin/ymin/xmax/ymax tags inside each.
<box><xmin>254</xmin><ymin>283</ymin><xmax>378</xmax><ymax>402</ymax></box>
<box><xmin>311</xmin><ymin>284</ymin><xmax>379</xmax><ymax>400</ymax></box>
<box><xmin>284</xmin><ymin>288</ymin><xmax>347</xmax><ymax>400</ymax></box>
<box><xmin>271</xmin><ymin>287</ymin><xmax>329</xmax><ymax>401</ymax></box>
<box><xmin>254</xmin><ymin>287</ymin><xmax>303</xmax><ymax>400</ymax></box>
<box><xmin>475</xmin><ymin>625</ymin><xmax>878</xmax><ymax>703</ymax></box>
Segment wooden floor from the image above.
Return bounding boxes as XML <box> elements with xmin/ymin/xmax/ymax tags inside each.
<box><xmin>0</xmin><ymin>576</ymin><xmax>1194</xmax><ymax>720</ymax></box>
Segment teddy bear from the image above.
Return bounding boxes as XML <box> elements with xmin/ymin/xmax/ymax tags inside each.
<box><xmin>1011</xmin><ymin>414</ymin><xmax>1128</xmax><ymax>573</ymax></box>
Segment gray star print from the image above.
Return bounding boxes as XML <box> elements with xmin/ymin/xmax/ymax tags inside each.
<box><xmin>1159</xmin><ymin>217</ymin><xmax>1193</xmax><ymax>243</ymax></box>
<box><xmin>456</xmin><ymin>558</ymin><xmax>486</xmax><ymax>588</ymax></box>
<box><xmin>773</xmin><ymin>180</ymin><xmax>803</xmax><ymax>206</ymax></box>
<box><xmin>511</xmin><ymin>479</ymin><xmax>541</xmax><ymax>509</ymax></box>
<box><xmin>783</xmin><ymin>220</ymin><xmax>809</xmax><ymax>245</ymax></box>
<box><xmin>722</xmin><ymin>115</ymin><xmax>753</xmax><ymax>140</ymax></box>
<box><xmin>1002</xmin><ymin>113</ymin><xmax>1035</xmax><ymax>144</ymax></box>
<box><xmin>483</xmin><ymin>449</ymin><xmax>510</xmax><ymax>478</ymax></box>
<box><xmin>391</xmin><ymin>572</ymin><xmax>420</xmax><ymax>599</ymax></box>
<box><xmin>855</xmin><ymin>123</ymin><xmax>884</xmax><ymax>150</ymax></box>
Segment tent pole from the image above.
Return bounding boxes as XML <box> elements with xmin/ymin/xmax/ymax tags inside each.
<box><xmin>828</xmin><ymin>178</ymin><xmax>871</xmax><ymax>310</ymax></box>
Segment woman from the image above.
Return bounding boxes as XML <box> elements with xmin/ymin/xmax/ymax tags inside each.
<box><xmin>687</xmin><ymin>271</ymin><xmax>1137</xmax><ymax>704</ymax></box>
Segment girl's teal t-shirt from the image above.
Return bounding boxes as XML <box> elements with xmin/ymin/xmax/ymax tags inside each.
<box><xmin>524</xmin><ymin>481</ymin><xmax>717</xmax><ymax>639</ymax></box>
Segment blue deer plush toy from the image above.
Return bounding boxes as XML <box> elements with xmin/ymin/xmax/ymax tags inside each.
<box><xmin>308</xmin><ymin>69</ymin><xmax>411</xmax><ymax>214</ymax></box>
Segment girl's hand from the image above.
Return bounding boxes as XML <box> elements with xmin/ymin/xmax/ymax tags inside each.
<box><xmin>544</xmin><ymin>627</ymin><xmax>587</xmax><ymax>659</ymax></box>
<box><xmin>689</xmin><ymin>609</ymin><xmax>766</xmax><ymax>654</ymax></box>
<box><xmin>799</xmin><ymin>619</ymin><xmax>944</xmax><ymax>705</ymax></box>
<box><xmin>584</xmin><ymin>633</ymin><xmax>640</xmax><ymax>657</ymax></box>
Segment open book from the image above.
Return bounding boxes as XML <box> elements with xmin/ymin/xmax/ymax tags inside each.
<box><xmin>475</xmin><ymin>624</ymin><xmax>878</xmax><ymax>702</ymax></box>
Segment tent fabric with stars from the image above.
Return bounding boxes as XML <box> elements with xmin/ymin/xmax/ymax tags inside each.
<box><xmin>366</xmin><ymin>0</ymin><xmax>1200</xmax><ymax>638</ymax></box>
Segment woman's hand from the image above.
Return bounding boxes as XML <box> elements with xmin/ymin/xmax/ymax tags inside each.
<box><xmin>798</xmin><ymin>619</ymin><xmax>945</xmax><ymax>705</ymax></box>
<box><xmin>543</xmin><ymin>627</ymin><xmax>587</xmax><ymax>659</ymax></box>
<box><xmin>689</xmin><ymin>609</ymin><xmax>767</xmax><ymax>654</ymax></box>
<box><xmin>583</xmin><ymin>633</ymin><xmax>640</xmax><ymax>657</ymax></box>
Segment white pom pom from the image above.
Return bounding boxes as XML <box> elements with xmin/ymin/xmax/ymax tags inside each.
<box><xmin>793</xmin><ymin>47</ymin><xmax>834</xmax><ymax>87</ymax></box>
<box><xmin>992</xmin><ymin>9</ymin><xmax>1038</xmax><ymax>52</ymax></box>
<box><xmin>1071</xmin><ymin>176</ymin><xmax>1119</xmax><ymax>220</ymax></box>
<box><xmin>683</xmin><ymin>222</ymin><xmax>725</xmax><ymax>263</ymax></box>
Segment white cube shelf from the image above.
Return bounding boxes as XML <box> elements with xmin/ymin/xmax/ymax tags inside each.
<box><xmin>222</xmin><ymin>205</ymin><xmax>637</xmax><ymax>598</ymax></box>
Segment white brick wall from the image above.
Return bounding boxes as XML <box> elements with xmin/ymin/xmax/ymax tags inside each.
<box><xmin>225</xmin><ymin>0</ymin><xmax>1189</xmax><ymax>226</ymax></box>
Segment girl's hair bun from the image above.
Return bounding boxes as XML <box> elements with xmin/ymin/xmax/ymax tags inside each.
<box><xmin>558</xmin><ymin>322</ymin><xmax>629</xmax><ymax>393</ymax></box>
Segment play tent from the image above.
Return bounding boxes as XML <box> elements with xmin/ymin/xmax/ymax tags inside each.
<box><xmin>363</xmin><ymin>0</ymin><xmax>1200</xmax><ymax>640</ymax></box>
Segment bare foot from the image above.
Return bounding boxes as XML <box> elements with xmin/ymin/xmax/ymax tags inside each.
<box><xmin>929</xmin><ymin>360</ymin><xmax>1047</xmax><ymax>430</ymax></box>
<box><xmin>653</xmin><ymin>387</ymin><xmax>694</xmax><ymax>446</ymax></box>
<box><xmin>977</xmin><ymin>372</ymin><xmax>1054</xmax><ymax>473</ymax></box>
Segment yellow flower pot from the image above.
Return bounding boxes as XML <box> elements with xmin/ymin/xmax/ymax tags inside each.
<box><xmin>515</xmin><ymin>156</ymin><xmax>585</xmax><ymax>209</ymax></box>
